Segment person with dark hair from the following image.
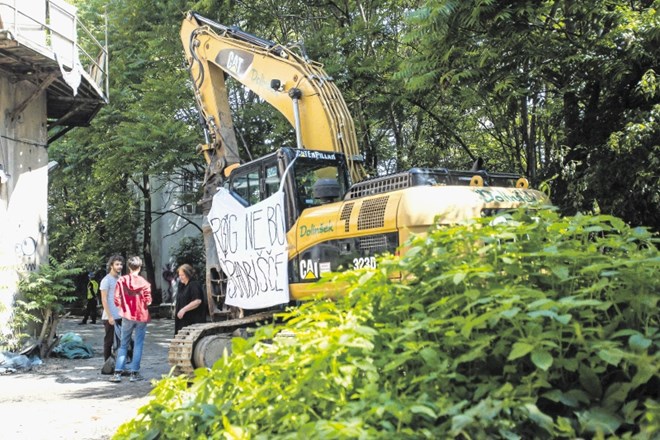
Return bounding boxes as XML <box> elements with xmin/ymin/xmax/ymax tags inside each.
<box><xmin>100</xmin><ymin>255</ymin><xmax>124</xmax><ymax>361</ymax></box>
<box><xmin>110</xmin><ymin>256</ymin><xmax>151</xmax><ymax>383</ymax></box>
<box><xmin>174</xmin><ymin>264</ymin><xmax>206</xmax><ymax>335</ymax></box>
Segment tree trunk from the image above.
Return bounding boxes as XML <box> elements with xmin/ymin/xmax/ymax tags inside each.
<box><xmin>38</xmin><ymin>308</ymin><xmax>52</xmax><ymax>357</ymax></box>
<box><xmin>356</xmin><ymin>100</ymin><xmax>377</xmax><ymax>175</ymax></box>
<box><xmin>520</xmin><ymin>96</ymin><xmax>538</xmax><ymax>184</ymax></box>
<box><xmin>389</xmin><ymin>103</ymin><xmax>404</xmax><ymax>170</ymax></box>
<box><xmin>41</xmin><ymin>312</ymin><xmax>66</xmax><ymax>359</ymax></box>
<box><xmin>141</xmin><ymin>173</ymin><xmax>157</xmax><ymax>299</ymax></box>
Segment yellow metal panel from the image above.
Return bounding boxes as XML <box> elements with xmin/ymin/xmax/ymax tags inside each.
<box><xmin>288</xmin><ymin>191</ymin><xmax>404</xmax><ymax>259</ymax></box>
<box><xmin>292</xmin><ymin>202</ymin><xmax>341</xmax><ymax>255</ymax></box>
<box><xmin>397</xmin><ymin>186</ymin><xmax>548</xmax><ymax>229</ymax></box>
<box><xmin>289</xmin><ymin>281</ymin><xmax>345</xmax><ymax>300</ymax></box>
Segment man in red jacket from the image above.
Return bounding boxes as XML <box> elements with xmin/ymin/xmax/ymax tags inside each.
<box><xmin>110</xmin><ymin>256</ymin><xmax>152</xmax><ymax>383</ymax></box>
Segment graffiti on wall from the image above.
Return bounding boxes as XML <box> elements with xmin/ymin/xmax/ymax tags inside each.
<box><xmin>14</xmin><ymin>235</ymin><xmax>38</xmax><ymax>271</ymax></box>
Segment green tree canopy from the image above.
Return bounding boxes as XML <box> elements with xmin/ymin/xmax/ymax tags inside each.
<box><xmin>48</xmin><ymin>0</ymin><xmax>658</xmax><ymax>288</ymax></box>
<box><xmin>401</xmin><ymin>0</ymin><xmax>660</xmax><ymax>228</ymax></box>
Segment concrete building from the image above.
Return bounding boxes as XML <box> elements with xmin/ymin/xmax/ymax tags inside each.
<box><xmin>0</xmin><ymin>0</ymin><xmax>108</xmax><ymax>329</ymax></box>
<box><xmin>151</xmin><ymin>172</ymin><xmax>204</xmax><ymax>301</ymax></box>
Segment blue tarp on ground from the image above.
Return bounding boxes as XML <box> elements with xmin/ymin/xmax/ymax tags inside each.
<box><xmin>0</xmin><ymin>351</ymin><xmax>42</xmax><ymax>373</ymax></box>
<box><xmin>51</xmin><ymin>332</ymin><xmax>94</xmax><ymax>359</ymax></box>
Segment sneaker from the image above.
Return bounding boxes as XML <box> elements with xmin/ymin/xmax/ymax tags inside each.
<box><xmin>109</xmin><ymin>373</ymin><xmax>122</xmax><ymax>383</ymax></box>
<box><xmin>129</xmin><ymin>372</ymin><xmax>144</xmax><ymax>382</ymax></box>
<box><xmin>78</xmin><ymin>322</ymin><xmax>87</xmax><ymax>325</ymax></box>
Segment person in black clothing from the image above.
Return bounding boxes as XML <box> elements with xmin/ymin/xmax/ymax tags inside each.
<box><xmin>80</xmin><ymin>272</ymin><xmax>99</xmax><ymax>324</ymax></box>
<box><xmin>174</xmin><ymin>264</ymin><xmax>206</xmax><ymax>335</ymax></box>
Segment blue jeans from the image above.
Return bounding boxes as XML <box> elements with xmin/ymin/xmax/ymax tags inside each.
<box><xmin>115</xmin><ymin>319</ymin><xmax>147</xmax><ymax>373</ymax></box>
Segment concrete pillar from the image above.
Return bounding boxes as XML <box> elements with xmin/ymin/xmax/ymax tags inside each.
<box><xmin>0</xmin><ymin>74</ymin><xmax>49</xmax><ymax>332</ymax></box>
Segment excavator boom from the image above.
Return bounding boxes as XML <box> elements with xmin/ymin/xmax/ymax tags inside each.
<box><xmin>181</xmin><ymin>11</ymin><xmax>364</xmax><ymax>183</ymax></box>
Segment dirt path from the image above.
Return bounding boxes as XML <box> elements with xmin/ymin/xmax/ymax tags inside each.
<box><xmin>0</xmin><ymin>316</ymin><xmax>174</xmax><ymax>440</ymax></box>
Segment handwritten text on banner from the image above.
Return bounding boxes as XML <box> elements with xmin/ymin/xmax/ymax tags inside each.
<box><xmin>208</xmin><ymin>188</ymin><xmax>289</xmax><ymax>309</ymax></box>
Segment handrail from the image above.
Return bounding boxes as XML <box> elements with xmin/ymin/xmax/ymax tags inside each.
<box><xmin>0</xmin><ymin>0</ymin><xmax>108</xmax><ymax>100</ymax></box>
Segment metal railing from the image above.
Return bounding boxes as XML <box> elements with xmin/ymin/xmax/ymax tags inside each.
<box><xmin>0</xmin><ymin>0</ymin><xmax>108</xmax><ymax>100</ymax></box>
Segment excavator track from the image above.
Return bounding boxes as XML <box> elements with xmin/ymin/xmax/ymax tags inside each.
<box><xmin>168</xmin><ymin>311</ymin><xmax>275</xmax><ymax>376</ymax></box>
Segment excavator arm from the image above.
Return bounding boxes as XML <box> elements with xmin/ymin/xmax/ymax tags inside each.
<box><xmin>180</xmin><ymin>11</ymin><xmax>364</xmax><ymax>183</ymax></box>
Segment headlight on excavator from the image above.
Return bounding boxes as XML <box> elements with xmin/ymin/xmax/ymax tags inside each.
<box><xmin>516</xmin><ymin>177</ymin><xmax>529</xmax><ymax>188</ymax></box>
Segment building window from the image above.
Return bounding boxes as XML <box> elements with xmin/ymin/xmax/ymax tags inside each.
<box><xmin>182</xmin><ymin>171</ymin><xmax>201</xmax><ymax>215</ymax></box>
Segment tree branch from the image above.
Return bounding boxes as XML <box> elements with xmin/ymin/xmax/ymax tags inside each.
<box><xmin>408</xmin><ymin>98</ymin><xmax>476</xmax><ymax>161</ymax></box>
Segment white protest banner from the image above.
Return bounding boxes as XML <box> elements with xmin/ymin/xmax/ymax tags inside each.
<box><xmin>208</xmin><ymin>188</ymin><xmax>289</xmax><ymax>309</ymax></box>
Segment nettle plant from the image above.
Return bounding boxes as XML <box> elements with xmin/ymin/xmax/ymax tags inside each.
<box><xmin>117</xmin><ymin>209</ymin><xmax>659</xmax><ymax>440</ymax></box>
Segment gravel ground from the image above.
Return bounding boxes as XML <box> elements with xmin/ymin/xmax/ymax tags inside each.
<box><xmin>0</xmin><ymin>315</ymin><xmax>175</xmax><ymax>440</ymax></box>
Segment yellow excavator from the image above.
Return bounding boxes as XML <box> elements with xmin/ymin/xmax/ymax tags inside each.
<box><xmin>169</xmin><ymin>11</ymin><xmax>549</xmax><ymax>374</ymax></box>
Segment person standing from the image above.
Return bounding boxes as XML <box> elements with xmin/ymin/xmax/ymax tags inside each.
<box><xmin>100</xmin><ymin>255</ymin><xmax>124</xmax><ymax>361</ymax></box>
<box><xmin>174</xmin><ymin>264</ymin><xmax>206</xmax><ymax>335</ymax></box>
<box><xmin>111</xmin><ymin>256</ymin><xmax>152</xmax><ymax>383</ymax></box>
<box><xmin>161</xmin><ymin>261</ymin><xmax>177</xmax><ymax>304</ymax></box>
<box><xmin>80</xmin><ymin>272</ymin><xmax>99</xmax><ymax>324</ymax></box>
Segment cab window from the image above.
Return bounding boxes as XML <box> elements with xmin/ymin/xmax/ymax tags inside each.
<box><xmin>231</xmin><ymin>169</ymin><xmax>260</xmax><ymax>206</ymax></box>
<box><xmin>294</xmin><ymin>163</ymin><xmax>345</xmax><ymax>210</ymax></box>
<box><xmin>265</xmin><ymin>164</ymin><xmax>280</xmax><ymax>197</ymax></box>
<box><xmin>229</xmin><ymin>159</ymin><xmax>280</xmax><ymax>206</ymax></box>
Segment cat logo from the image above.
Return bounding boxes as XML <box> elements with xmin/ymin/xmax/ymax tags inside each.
<box><xmin>300</xmin><ymin>259</ymin><xmax>319</xmax><ymax>280</ymax></box>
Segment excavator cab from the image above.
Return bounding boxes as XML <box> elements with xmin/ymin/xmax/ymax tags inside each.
<box><xmin>226</xmin><ymin>147</ymin><xmax>351</xmax><ymax>229</ymax></box>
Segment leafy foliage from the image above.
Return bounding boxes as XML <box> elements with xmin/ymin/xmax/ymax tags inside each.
<box><xmin>170</xmin><ymin>235</ymin><xmax>205</xmax><ymax>280</ymax></box>
<box><xmin>49</xmin><ymin>0</ymin><xmax>658</xmax><ymax>289</ymax></box>
<box><xmin>1</xmin><ymin>260</ymin><xmax>81</xmax><ymax>356</ymax></box>
<box><xmin>50</xmin><ymin>0</ymin><xmax>204</xmax><ymax>285</ymax></box>
<box><xmin>402</xmin><ymin>0</ymin><xmax>660</xmax><ymax>229</ymax></box>
<box><xmin>116</xmin><ymin>210</ymin><xmax>659</xmax><ymax>439</ymax></box>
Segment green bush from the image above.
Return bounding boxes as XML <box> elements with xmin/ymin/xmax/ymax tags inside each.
<box><xmin>1</xmin><ymin>259</ymin><xmax>80</xmax><ymax>357</ymax></box>
<box><xmin>116</xmin><ymin>209</ymin><xmax>659</xmax><ymax>439</ymax></box>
